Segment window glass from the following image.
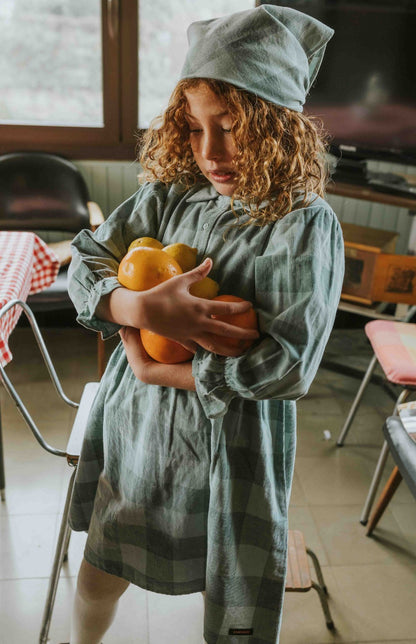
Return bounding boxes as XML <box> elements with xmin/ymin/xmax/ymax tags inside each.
<box><xmin>0</xmin><ymin>0</ymin><xmax>102</xmax><ymax>127</ymax></box>
<box><xmin>138</xmin><ymin>0</ymin><xmax>254</xmax><ymax>128</ymax></box>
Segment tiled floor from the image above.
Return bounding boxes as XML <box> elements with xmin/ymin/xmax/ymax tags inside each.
<box><xmin>0</xmin><ymin>325</ymin><xmax>415</xmax><ymax>644</ymax></box>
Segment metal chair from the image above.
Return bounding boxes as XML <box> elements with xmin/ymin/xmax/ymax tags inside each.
<box><xmin>336</xmin><ymin>318</ymin><xmax>416</xmax><ymax>524</ymax></box>
<box><xmin>0</xmin><ymin>299</ymin><xmax>99</xmax><ymax>644</ymax></box>
<box><xmin>366</xmin><ymin>415</ymin><xmax>416</xmax><ymax>536</ymax></box>
<box><xmin>336</xmin><ymin>305</ymin><xmax>416</xmax><ymax>449</ymax></box>
<box><xmin>0</xmin><ymin>151</ymin><xmax>106</xmax><ymax>377</ymax></box>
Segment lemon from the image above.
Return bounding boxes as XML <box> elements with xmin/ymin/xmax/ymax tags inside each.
<box><xmin>128</xmin><ymin>236</ymin><xmax>163</xmax><ymax>252</ymax></box>
<box><xmin>189</xmin><ymin>276</ymin><xmax>220</xmax><ymax>299</ymax></box>
<box><xmin>163</xmin><ymin>243</ymin><xmax>198</xmax><ymax>272</ymax></box>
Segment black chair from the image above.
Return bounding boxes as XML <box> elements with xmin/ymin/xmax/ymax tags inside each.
<box><xmin>366</xmin><ymin>415</ymin><xmax>416</xmax><ymax>535</ymax></box>
<box><xmin>0</xmin><ymin>151</ymin><xmax>105</xmax><ymax>374</ymax></box>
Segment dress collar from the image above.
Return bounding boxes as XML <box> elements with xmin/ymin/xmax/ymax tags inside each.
<box><xmin>185</xmin><ymin>182</ymin><xmax>227</xmax><ymax>203</ymax></box>
<box><xmin>183</xmin><ymin>181</ymin><xmax>274</xmax><ymax>212</ymax></box>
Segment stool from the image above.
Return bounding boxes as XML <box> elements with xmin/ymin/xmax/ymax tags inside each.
<box><xmin>336</xmin><ymin>320</ymin><xmax>416</xmax><ymax>524</ymax></box>
<box><xmin>286</xmin><ymin>530</ymin><xmax>334</xmax><ymax>630</ymax></box>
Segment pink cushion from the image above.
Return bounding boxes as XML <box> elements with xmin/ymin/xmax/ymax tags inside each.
<box><xmin>365</xmin><ymin>321</ymin><xmax>416</xmax><ymax>386</ymax></box>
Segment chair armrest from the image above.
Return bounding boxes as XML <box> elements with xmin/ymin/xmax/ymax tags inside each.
<box><xmin>87</xmin><ymin>201</ymin><xmax>105</xmax><ymax>231</ymax></box>
<box><xmin>47</xmin><ymin>240</ymin><xmax>73</xmax><ymax>267</ymax></box>
<box><xmin>66</xmin><ymin>382</ymin><xmax>100</xmax><ymax>465</ymax></box>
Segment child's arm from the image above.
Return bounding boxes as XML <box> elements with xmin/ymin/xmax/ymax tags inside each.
<box><xmin>97</xmin><ymin>258</ymin><xmax>259</xmax><ymax>358</ymax></box>
<box><xmin>119</xmin><ymin>326</ymin><xmax>196</xmax><ymax>391</ymax></box>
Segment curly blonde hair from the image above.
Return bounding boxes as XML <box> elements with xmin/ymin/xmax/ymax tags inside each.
<box><xmin>138</xmin><ymin>78</ymin><xmax>329</xmax><ymax>225</ymax></box>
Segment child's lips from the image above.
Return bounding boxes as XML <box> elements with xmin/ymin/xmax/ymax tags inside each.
<box><xmin>209</xmin><ymin>170</ymin><xmax>236</xmax><ymax>183</ymax></box>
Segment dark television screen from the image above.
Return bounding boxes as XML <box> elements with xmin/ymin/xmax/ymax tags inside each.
<box><xmin>260</xmin><ymin>1</ymin><xmax>416</xmax><ymax>165</ymax></box>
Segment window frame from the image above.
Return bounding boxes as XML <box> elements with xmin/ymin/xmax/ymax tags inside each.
<box><xmin>0</xmin><ymin>0</ymin><xmax>139</xmax><ymax>160</ymax></box>
<box><xmin>0</xmin><ymin>0</ymin><xmax>260</xmax><ymax>160</ymax></box>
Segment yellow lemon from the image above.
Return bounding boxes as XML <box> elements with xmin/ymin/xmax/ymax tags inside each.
<box><xmin>118</xmin><ymin>247</ymin><xmax>182</xmax><ymax>291</ymax></box>
<box><xmin>163</xmin><ymin>243</ymin><xmax>198</xmax><ymax>272</ymax></box>
<box><xmin>128</xmin><ymin>236</ymin><xmax>163</xmax><ymax>252</ymax></box>
<box><xmin>189</xmin><ymin>276</ymin><xmax>220</xmax><ymax>299</ymax></box>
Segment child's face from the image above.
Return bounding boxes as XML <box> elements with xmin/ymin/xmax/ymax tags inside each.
<box><xmin>184</xmin><ymin>85</ymin><xmax>237</xmax><ymax>197</ymax></box>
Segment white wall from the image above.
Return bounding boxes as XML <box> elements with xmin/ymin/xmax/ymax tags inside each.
<box><xmin>74</xmin><ymin>159</ymin><xmax>416</xmax><ymax>255</ymax></box>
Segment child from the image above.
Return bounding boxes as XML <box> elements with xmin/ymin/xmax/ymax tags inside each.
<box><xmin>67</xmin><ymin>5</ymin><xmax>344</xmax><ymax>644</ymax></box>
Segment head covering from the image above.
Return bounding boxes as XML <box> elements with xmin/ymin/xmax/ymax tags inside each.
<box><xmin>180</xmin><ymin>4</ymin><xmax>333</xmax><ymax>112</ymax></box>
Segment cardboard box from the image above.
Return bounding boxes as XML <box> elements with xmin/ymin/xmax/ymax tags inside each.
<box><xmin>341</xmin><ymin>222</ymin><xmax>416</xmax><ymax>305</ymax></box>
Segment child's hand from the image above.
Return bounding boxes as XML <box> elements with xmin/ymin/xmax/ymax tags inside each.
<box><xmin>140</xmin><ymin>258</ymin><xmax>259</xmax><ymax>356</ymax></box>
<box><xmin>119</xmin><ymin>326</ymin><xmax>155</xmax><ymax>381</ymax></box>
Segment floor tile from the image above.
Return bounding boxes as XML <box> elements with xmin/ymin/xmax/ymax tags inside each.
<box><xmin>147</xmin><ymin>590</ymin><xmax>205</xmax><ymax>644</ymax></box>
<box><xmin>310</xmin><ymin>504</ymin><xmax>416</xmax><ymax>567</ymax></box>
<box><xmin>330</xmin><ymin>563</ymin><xmax>416</xmax><ymax>641</ymax></box>
<box><xmin>295</xmin><ymin>448</ymin><xmax>377</xmax><ymax>506</ymax></box>
<box><xmin>280</xmin><ymin>566</ymin><xmax>358</xmax><ymax>643</ymax></box>
<box><xmin>0</xmin><ymin>576</ymin><xmax>149</xmax><ymax>644</ymax></box>
<box><xmin>0</xmin><ymin>513</ymin><xmax>57</xmax><ymax>580</ymax></box>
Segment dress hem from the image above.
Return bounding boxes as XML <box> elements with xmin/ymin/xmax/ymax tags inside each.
<box><xmin>84</xmin><ymin>547</ymin><xmax>206</xmax><ymax>596</ymax></box>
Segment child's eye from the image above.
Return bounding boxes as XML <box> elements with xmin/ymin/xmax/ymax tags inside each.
<box><xmin>189</xmin><ymin>128</ymin><xmax>202</xmax><ymax>133</ymax></box>
<box><xmin>222</xmin><ymin>128</ymin><xmax>232</xmax><ymax>133</ymax></box>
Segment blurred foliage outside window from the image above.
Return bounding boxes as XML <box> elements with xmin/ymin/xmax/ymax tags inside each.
<box><xmin>0</xmin><ymin>0</ymin><xmax>102</xmax><ymax>126</ymax></box>
<box><xmin>138</xmin><ymin>0</ymin><xmax>254</xmax><ymax>128</ymax></box>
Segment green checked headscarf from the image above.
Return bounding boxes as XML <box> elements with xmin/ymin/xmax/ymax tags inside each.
<box><xmin>180</xmin><ymin>4</ymin><xmax>334</xmax><ymax>112</ymax></box>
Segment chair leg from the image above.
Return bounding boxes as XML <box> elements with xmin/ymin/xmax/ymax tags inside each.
<box><xmin>62</xmin><ymin>522</ymin><xmax>72</xmax><ymax>562</ymax></box>
<box><xmin>366</xmin><ymin>466</ymin><xmax>403</xmax><ymax>536</ymax></box>
<box><xmin>306</xmin><ymin>547</ymin><xmax>334</xmax><ymax>629</ymax></box>
<box><xmin>0</xmin><ymin>403</ymin><xmax>5</xmax><ymax>501</ymax></box>
<box><xmin>360</xmin><ymin>440</ymin><xmax>390</xmax><ymax>525</ymax></box>
<box><xmin>97</xmin><ymin>334</ymin><xmax>106</xmax><ymax>379</ymax></box>
<box><xmin>306</xmin><ymin>547</ymin><xmax>328</xmax><ymax>595</ymax></box>
<box><xmin>337</xmin><ymin>354</ymin><xmax>378</xmax><ymax>447</ymax></box>
<box><xmin>311</xmin><ymin>581</ymin><xmax>334</xmax><ymax>630</ymax></box>
<box><xmin>39</xmin><ymin>468</ymin><xmax>76</xmax><ymax>644</ymax></box>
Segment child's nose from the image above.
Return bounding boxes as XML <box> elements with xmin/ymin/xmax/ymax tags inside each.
<box><xmin>202</xmin><ymin>135</ymin><xmax>222</xmax><ymax>160</ymax></box>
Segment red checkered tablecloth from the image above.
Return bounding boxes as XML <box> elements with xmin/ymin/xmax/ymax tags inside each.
<box><xmin>0</xmin><ymin>231</ymin><xmax>60</xmax><ymax>366</ymax></box>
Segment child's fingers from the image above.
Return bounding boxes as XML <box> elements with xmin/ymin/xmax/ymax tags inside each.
<box><xmin>202</xmin><ymin>319</ymin><xmax>259</xmax><ymax>340</ymax></box>
<box><xmin>205</xmin><ymin>298</ymin><xmax>253</xmax><ymax>315</ymax></box>
<box><xmin>180</xmin><ymin>257</ymin><xmax>212</xmax><ymax>285</ymax></box>
<box><xmin>197</xmin><ymin>336</ymin><xmax>253</xmax><ymax>358</ymax></box>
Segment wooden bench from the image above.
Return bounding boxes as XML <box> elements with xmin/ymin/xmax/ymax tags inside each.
<box><xmin>286</xmin><ymin>530</ymin><xmax>334</xmax><ymax>630</ymax></box>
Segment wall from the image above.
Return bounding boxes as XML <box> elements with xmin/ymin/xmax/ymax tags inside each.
<box><xmin>74</xmin><ymin>159</ymin><xmax>416</xmax><ymax>255</ymax></box>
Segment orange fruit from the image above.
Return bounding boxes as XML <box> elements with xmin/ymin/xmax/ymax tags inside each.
<box><xmin>118</xmin><ymin>247</ymin><xmax>182</xmax><ymax>291</ymax></box>
<box><xmin>211</xmin><ymin>295</ymin><xmax>258</xmax><ymax>350</ymax></box>
<box><xmin>128</xmin><ymin>236</ymin><xmax>163</xmax><ymax>252</ymax></box>
<box><xmin>140</xmin><ymin>329</ymin><xmax>193</xmax><ymax>364</ymax></box>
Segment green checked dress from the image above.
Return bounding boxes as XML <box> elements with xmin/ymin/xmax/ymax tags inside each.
<box><xmin>68</xmin><ymin>181</ymin><xmax>344</xmax><ymax>644</ymax></box>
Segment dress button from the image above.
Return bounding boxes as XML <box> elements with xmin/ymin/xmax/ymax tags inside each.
<box><xmin>202</xmin><ymin>223</ymin><xmax>209</xmax><ymax>230</ymax></box>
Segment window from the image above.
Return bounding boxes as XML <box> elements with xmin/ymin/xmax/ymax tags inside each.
<box><xmin>0</xmin><ymin>0</ymin><xmax>255</xmax><ymax>159</ymax></box>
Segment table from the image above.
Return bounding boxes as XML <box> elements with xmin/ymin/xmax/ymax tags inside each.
<box><xmin>0</xmin><ymin>231</ymin><xmax>59</xmax><ymax>499</ymax></box>
<box><xmin>0</xmin><ymin>231</ymin><xmax>59</xmax><ymax>366</ymax></box>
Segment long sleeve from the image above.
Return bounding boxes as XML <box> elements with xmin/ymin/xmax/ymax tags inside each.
<box><xmin>68</xmin><ymin>181</ymin><xmax>170</xmax><ymax>338</ymax></box>
<box><xmin>192</xmin><ymin>205</ymin><xmax>344</xmax><ymax>418</ymax></box>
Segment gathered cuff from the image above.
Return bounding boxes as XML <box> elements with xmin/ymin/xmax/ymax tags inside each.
<box><xmin>76</xmin><ymin>277</ymin><xmax>123</xmax><ymax>339</ymax></box>
<box><xmin>192</xmin><ymin>348</ymin><xmax>236</xmax><ymax>419</ymax></box>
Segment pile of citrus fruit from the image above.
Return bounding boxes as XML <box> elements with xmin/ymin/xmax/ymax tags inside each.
<box><xmin>118</xmin><ymin>236</ymin><xmax>257</xmax><ymax>364</ymax></box>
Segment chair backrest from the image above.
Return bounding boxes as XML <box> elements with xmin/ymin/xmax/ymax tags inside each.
<box><xmin>0</xmin><ymin>151</ymin><xmax>91</xmax><ymax>234</ymax></box>
<box><xmin>384</xmin><ymin>416</ymin><xmax>416</xmax><ymax>499</ymax></box>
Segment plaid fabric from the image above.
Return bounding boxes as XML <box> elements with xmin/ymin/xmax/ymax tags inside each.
<box><xmin>68</xmin><ymin>182</ymin><xmax>344</xmax><ymax>644</ymax></box>
<box><xmin>0</xmin><ymin>231</ymin><xmax>59</xmax><ymax>365</ymax></box>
